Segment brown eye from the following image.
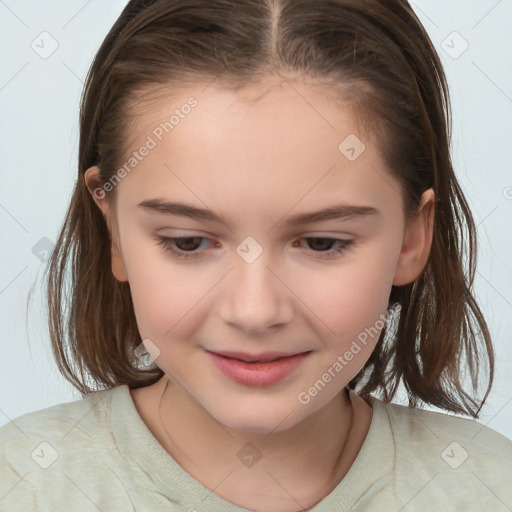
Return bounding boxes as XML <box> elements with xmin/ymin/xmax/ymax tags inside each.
<box><xmin>172</xmin><ymin>237</ymin><xmax>203</xmax><ymax>251</ymax></box>
<box><xmin>154</xmin><ymin>236</ymin><xmax>212</xmax><ymax>260</ymax></box>
<box><xmin>303</xmin><ymin>237</ymin><xmax>336</xmax><ymax>251</ymax></box>
<box><xmin>296</xmin><ymin>237</ymin><xmax>355</xmax><ymax>259</ymax></box>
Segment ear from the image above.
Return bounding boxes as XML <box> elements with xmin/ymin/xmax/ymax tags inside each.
<box><xmin>392</xmin><ymin>188</ymin><xmax>435</xmax><ymax>286</ymax></box>
<box><xmin>84</xmin><ymin>165</ymin><xmax>128</xmax><ymax>282</ymax></box>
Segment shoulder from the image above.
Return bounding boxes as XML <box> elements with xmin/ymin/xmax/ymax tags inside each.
<box><xmin>369</xmin><ymin>397</ymin><xmax>512</xmax><ymax>509</ymax></box>
<box><xmin>381</xmin><ymin>398</ymin><xmax>512</xmax><ymax>461</ymax></box>
<box><xmin>0</xmin><ymin>386</ymin><xmax>116</xmax><ymax>447</ymax></box>
<box><xmin>0</xmin><ymin>386</ymin><xmax>118</xmax><ymax>472</ymax></box>
<box><xmin>0</xmin><ymin>387</ymin><xmax>126</xmax><ymax>510</ymax></box>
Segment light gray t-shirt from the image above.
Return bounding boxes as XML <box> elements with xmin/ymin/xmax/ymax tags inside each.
<box><xmin>1</xmin><ymin>384</ymin><xmax>511</xmax><ymax>511</ymax></box>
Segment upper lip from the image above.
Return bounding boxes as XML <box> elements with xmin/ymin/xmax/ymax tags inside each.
<box><xmin>206</xmin><ymin>350</ymin><xmax>310</xmax><ymax>362</ymax></box>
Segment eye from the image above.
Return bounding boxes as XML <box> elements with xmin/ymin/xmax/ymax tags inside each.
<box><xmin>154</xmin><ymin>235</ymin><xmax>355</xmax><ymax>261</ymax></box>
<box><xmin>294</xmin><ymin>237</ymin><xmax>355</xmax><ymax>259</ymax></box>
<box><xmin>154</xmin><ymin>236</ymin><xmax>214</xmax><ymax>260</ymax></box>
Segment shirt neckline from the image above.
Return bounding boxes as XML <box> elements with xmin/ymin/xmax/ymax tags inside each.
<box><xmin>110</xmin><ymin>384</ymin><xmax>395</xmax><ymax>511</ymax></box>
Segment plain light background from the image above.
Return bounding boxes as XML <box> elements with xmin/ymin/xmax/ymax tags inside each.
<box><xmin>0</xmin><ymin>0</ymin><xmax>511</xmax><ymax>440</ymax></box>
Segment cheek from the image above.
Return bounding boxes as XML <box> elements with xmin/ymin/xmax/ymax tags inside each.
<box><xmin>295</xmin><ymin>253</ymin><xmax>395</xmax><ymax>332</ymax></box>
<box><xmin>121</xmin><ymin>220</ymin><xmax>399</xmax><ymax>354</ymax></box>
<box><xmin>123</xmin><ymin>241</ymin><xmax>225</xmax><ymax>345</ymax></box>
<box><xmin>117</xmin><ymin>233</ymin><xmax>196</xmax><ymax>338</ymax></box>
<box><xmin>292</xmin><ymin>245</ymin><xmax>398</xmax><ymax>377</ymax></box>
<box><xmin>129</xmin><ymin>267</ymin><xmax>203</xmax><ymax>339</ymax></box>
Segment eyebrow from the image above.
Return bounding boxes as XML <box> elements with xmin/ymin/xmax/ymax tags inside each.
<box><xmin>138</xmin><ymin>199</ymin><xmax>380</xmax><ymax>227</ymax></box>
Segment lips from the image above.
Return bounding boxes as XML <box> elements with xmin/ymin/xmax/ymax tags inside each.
<box><xmin>205</xmin><ymin>349</ymin><xmax>312</xmax><ymax>387</ymax></box>
<box><xmin>209</xmin><ymin>350</ymin><xmax>305</xmax><ymax>363</ymax></box>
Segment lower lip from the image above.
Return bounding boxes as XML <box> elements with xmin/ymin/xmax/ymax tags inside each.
<box><xmin>206</xmin><ymin>351</ymin><xmax>310</xmax><ymax>387</ymax></box>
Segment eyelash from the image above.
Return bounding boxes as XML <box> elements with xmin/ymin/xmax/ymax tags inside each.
<box><xmin>153</xmin><ymin>235</ymin><xmax>355</xmax><ymax>261</ymax></box>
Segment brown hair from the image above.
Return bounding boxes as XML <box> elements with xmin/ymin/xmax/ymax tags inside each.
<box><xmin>46</xmin><ymin>0</ymin><xmax>494</xmax><ymax>417</ymax></box>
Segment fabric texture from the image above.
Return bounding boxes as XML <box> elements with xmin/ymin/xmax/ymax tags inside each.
<box><xmin>1</xmin><ymin>384</ymin><xmax>511</xmax><ymax>511</ymax></box>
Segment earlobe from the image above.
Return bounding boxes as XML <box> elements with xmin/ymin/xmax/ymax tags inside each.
<box><xmin>84</xmin><ymin>165</ymin><xmax>129</xmax><ymax>283</ymax></box>
<box><xmin>392</xmin><ymin>188</ymin><xmax>435</xmax><ymax>286</ymax></box>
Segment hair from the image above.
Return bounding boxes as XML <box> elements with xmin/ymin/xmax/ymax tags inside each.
<box><xmin>46</xmin><ymin>0</ymin><xmax>494</xmax><ymax>418</ymax></box>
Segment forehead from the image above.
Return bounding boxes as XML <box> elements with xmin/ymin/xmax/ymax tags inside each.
<box><xmin>128</xmin><ymin>77</ymin><xmax>369</xmax><ymax>152</ymax></box>
<box><xmin>116</xmin><ymin>79</ymin><xmax>401</xmax><ymax>221</ymax></box>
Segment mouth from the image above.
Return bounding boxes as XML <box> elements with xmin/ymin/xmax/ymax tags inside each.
<box><xmin>207</xmin><ymin>350</ymin><xmax>311</xmax><ymax>363</ymax></box>
<box><xmin>205</xmin><ymin>349</ymin><xmax>312</xmax><ymax>387</ymax></box>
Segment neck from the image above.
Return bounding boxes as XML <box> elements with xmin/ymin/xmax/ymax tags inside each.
<box><xmin>153</xmin><ymin>375</ymin><xmax>359</xmax><ymax>511</ymax></box>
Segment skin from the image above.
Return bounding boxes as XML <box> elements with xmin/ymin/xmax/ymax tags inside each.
<box><xmin>85</xmin><ymin>77</ymin><xmax>434</xmax><ymax>511</ymax></box>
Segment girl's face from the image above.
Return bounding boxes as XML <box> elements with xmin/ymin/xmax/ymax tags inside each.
<box><xmin>88</xmin><ymin>78</ymin><xmax>433</xmax><ymax>434</ymax></box>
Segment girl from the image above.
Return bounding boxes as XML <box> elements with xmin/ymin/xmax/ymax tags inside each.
<box><xmin>1</xmin><ymin>0</ymin><xmax>511</xmax><ymax>511</ymax></box>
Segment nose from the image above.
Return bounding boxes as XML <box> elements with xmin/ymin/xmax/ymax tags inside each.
<box><xmin>217</xmin><ymin>251</ymin><xmax>294</xmax><ymax>334</ymax></box>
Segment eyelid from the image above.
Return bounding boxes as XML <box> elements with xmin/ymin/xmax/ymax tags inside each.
<box><xmin>293</xmin><ymin>231</ymin><xmax>355</xmax><ymax>238</ymax></box>
<box><xmin>155</xmin><ymin>228</ymin><xmax>356</xmax><ymax>238</ymax></box>
<box><xmin>153</xmin><ymin>233</ymin><xmax>357</xmax><ymax>262</ymax></box>
<box><xmin>155</xmin><ymin>228</ymin><xmax>216</xmax><ymax>238</ymax></box>
<box><xmin>154</xmin><ymin>230</ymin><xmax>358</xmax><ymax>249</ymax></box>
